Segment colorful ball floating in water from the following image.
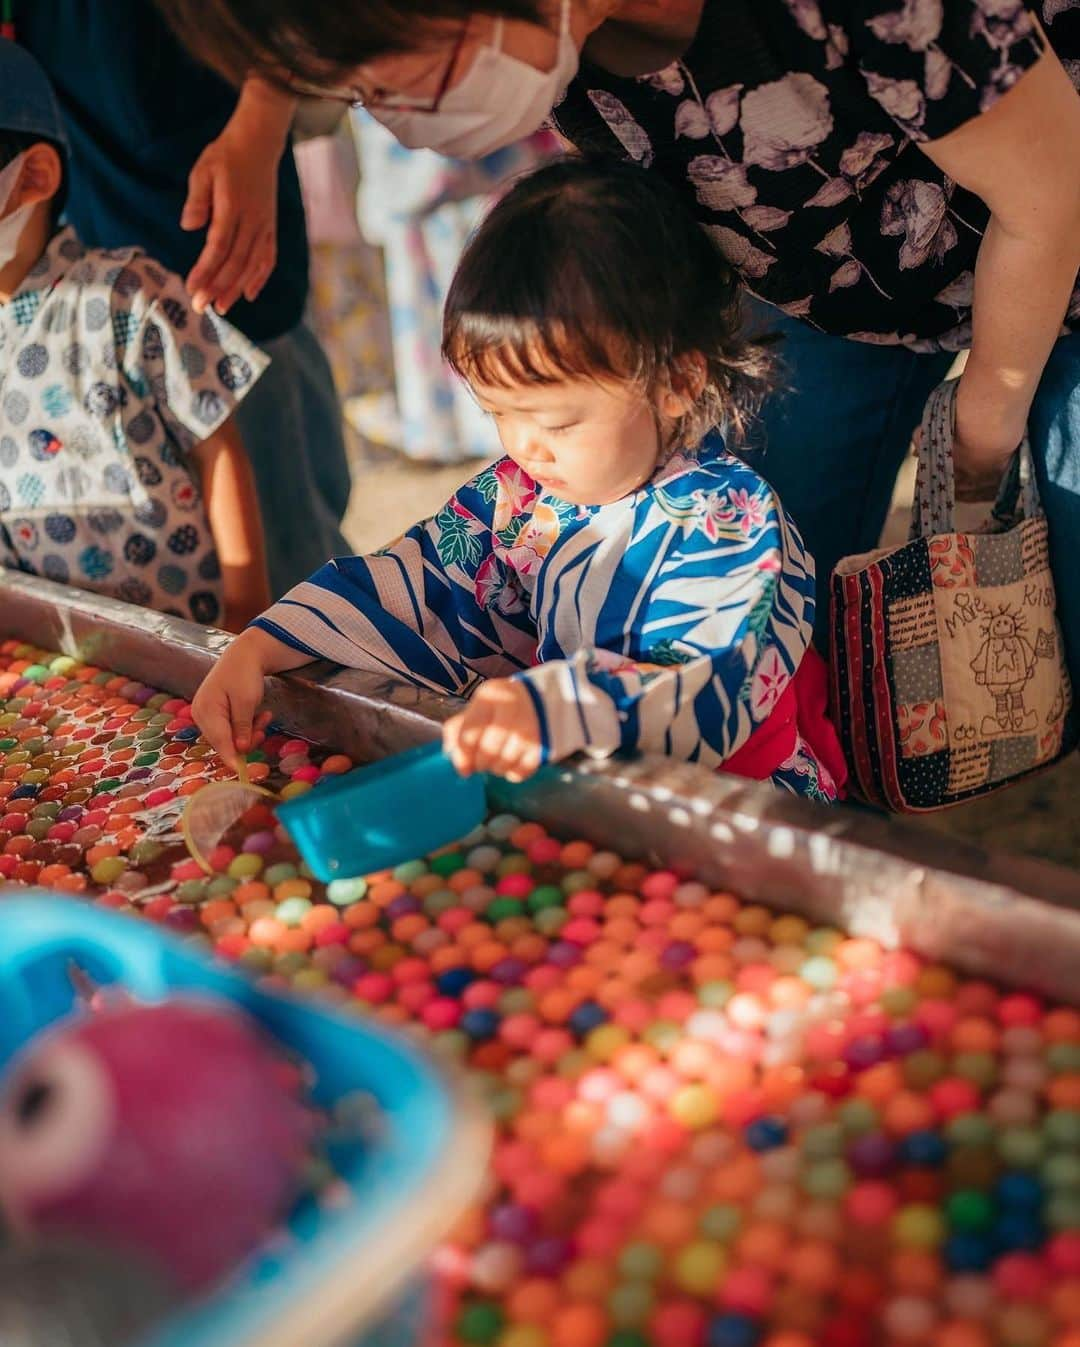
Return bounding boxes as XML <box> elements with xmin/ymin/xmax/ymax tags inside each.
<box><xmin>1</xmin><ymin>637</ymin><xmax>1080</xmax><ymax>1347</ymax></box>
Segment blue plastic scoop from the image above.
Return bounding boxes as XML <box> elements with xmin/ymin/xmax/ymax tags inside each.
<box><xmin>276</xmin><ymin>741</ymin><xmax>489</xmax><ymax>882</ymax></box>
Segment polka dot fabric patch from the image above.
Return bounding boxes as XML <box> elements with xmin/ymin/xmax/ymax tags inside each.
<box><xmin>830</xmin><ymin>384</ymin><xmax>1075</xmax><ymax>812</ymax></box>
<box><xmin>0</xmin><ymin>226</ymin><xmax>268</xmax><ymax>623</ymax></box>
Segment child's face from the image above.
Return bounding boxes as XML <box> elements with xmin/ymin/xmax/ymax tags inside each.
<box><xmin>469</xmin><ymin>372</ymin><xmax>667</xmax><ymax>507</ymax></box>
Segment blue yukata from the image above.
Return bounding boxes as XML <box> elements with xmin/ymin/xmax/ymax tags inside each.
<box><xmin>255</xmin><ymin>438</ymin><xmax>843</xmax><ymax>800</ymax></box>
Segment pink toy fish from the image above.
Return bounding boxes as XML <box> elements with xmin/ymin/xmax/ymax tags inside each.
<box><xmin>0</xmin><ymin>999</ymin><xmax>315</xmax><ymax>1291</ymax></box>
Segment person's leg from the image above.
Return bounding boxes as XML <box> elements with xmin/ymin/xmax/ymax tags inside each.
<box><xmin>742</xmin><ymin>302</ymin><xmax>954</xmax><ymax>647</ymax></box>
<box><xmin>234</xmin><ymin>326</ymin><xmax>351</xmax><ymax>598</ymax></box>
<box><xmin>1027</xmin><ymin>330</ymin><xmax>1080</xmax><ymax>685</ymax></box>
<box><xmin>288</xmin><ymin>320</ymin><xmax>354</xmax><ymax>526</ymax></box>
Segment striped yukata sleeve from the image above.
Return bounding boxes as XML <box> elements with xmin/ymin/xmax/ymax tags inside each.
<box><xmin>252</xmin><ymin>472</ymin><xmax>539</xmax><ymax>695</ymax></box>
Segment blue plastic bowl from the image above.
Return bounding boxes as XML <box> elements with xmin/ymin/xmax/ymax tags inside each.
<box><xmin>0</xmin><ymin>895</ymin><xmax>489</xmax><ymax>1347</ymax></box>
<box><xmin>277</xmin><ymin>742</ymin><xmax>488</xmax><ymax>883</ymax></box>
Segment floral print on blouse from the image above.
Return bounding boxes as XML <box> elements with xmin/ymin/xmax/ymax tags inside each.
<box><xmin>254</xmin><ymin>436</ymin><xmax>840</xmax><ymax>801</ymax></box>
<box><xmin>552</xmin><ymin>0</ymin><xmax>1079</xmax><ymax>350</ymax></box>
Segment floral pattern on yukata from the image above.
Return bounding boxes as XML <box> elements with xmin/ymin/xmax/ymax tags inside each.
<box><xmin>552</xmin><ymin>0</ymin><xmax>1078</xmax><ymax>349</ymax></box>
<box><xmin>254</xmin><ymin>436</ymin><xmax>839</xmax><ymax>800</ymax></box>
<box><xmin>0</xmin><ymin>228</ymin><xmax>266</xmax><ymax>622</ymax></box>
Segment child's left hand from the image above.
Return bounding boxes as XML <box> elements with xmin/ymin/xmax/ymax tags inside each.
<box><xmin>444</xmin><ymin>679</ymin><xmax>543</xmax><ymax>782</ymax></box>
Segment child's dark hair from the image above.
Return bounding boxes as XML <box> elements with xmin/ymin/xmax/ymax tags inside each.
<box><xmin>0</xmin><ymin>129</ymin><xmax>66</xmax><ymax>222</ymax></box>
<box><xmin>443</xmin><ymin>156</ymin><xmax>773</xmax><ymax>447</ymax></box>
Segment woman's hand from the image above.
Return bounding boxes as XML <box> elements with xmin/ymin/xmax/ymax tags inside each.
<box><xmin>952</xmin><ymin>375</ymin><xmax>1024</xmax><ymax>501</ymax></box>
<box><xmin>182</xmin><ymin>76</ymin><xmax>297</xmax><ymax>315</ymax></box>
<box><xmin>952</xmin><ymin>441</ymin><xmax>1016</xmax><ymax>502</ymax></box>
<box><xmin>443</xmin><ymin>679</ymin><xmax>543</xmax><ymax>782</ymax></box>
<box><xmin>192</xmin><ymin>629</ymin><xmax>279</xmax><ymax>772</ymax></box>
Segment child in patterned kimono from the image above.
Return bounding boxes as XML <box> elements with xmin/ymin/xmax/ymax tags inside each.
<box><xmin>0</xmin><ymin>43</ymin><xmax>270</xmax><ymax>632</ymax></box>
<box><xmin>194</xmin><ymin>157</ymin><xmax>847</xmax><ymax>800</ymax></box>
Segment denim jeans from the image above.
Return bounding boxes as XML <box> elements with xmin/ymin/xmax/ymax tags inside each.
<box><xmin>743</xmin><ymin>302</ymin><xmax>1080</xmax><ymax>685</ymax></box>
<box><xmin>234</xmin><ymin>321</ymin><xmax>352</xmax><ymax>600</ymax></box>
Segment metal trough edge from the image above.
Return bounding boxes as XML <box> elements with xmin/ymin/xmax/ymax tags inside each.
<box><xmin>4</xmin><ymin>570</ymin><xmax>1079</xmax><ymax>1003</ymax></box>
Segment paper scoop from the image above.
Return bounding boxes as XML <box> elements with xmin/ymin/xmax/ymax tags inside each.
<box><xmin>276</xmin><ymin>741</ymin><xmax>488</xmax><ymax>882</ymax></box>
<box><xmin>181</xmin><ymin>773</ymin><xmax>277</xmax><ymax>874</ymax></box>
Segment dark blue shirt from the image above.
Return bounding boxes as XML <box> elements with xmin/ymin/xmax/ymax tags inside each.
<box><xmin>18</xmin><ymin>0</ymin><xmax>308</xmax><ymax>343</ymax></box>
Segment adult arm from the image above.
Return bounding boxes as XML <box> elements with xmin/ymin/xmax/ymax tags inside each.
<box><xmin>191</xmin><ymin>416</ymin><xmax>272</xmax><ymax>632</ymax></box>
<box><xmin>921</xmin><ymin>47</ymin><xmax>1080</xmax><ymax>496</ymax></box>
<box><xmin>182</xmin><ymin>75</ymin><xmax>299</xmax><ymax>316</ymax></box>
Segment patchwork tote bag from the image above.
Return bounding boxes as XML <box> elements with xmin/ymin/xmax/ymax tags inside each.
<box><xmin>830</xmin><ymin>377</ymin><xmax>1076</xmax><ymax>812</ymax></box>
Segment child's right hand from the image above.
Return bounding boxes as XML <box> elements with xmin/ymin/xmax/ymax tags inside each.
<box><xmin>192</xmin><ymin>630</ymin><xmax>275</xmax><ymax>773</ymax></box>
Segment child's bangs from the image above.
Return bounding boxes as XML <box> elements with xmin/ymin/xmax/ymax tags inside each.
<box><xmin>445</xmin><ymin>315</ymin><xmax>641</xmax><ymax>392</ymax></box>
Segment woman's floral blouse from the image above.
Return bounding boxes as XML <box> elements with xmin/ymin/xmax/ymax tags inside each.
<box><xmin>553</xmin><ymin>0</ymin><xmax>1079</xmax><ymax>349</ymax></box>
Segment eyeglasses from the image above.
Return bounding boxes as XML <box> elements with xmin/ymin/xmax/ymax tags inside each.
<box><xmin>288</xmin><ymin>21</ymin><xmax>470</xmax><ymax>111</ymax></box>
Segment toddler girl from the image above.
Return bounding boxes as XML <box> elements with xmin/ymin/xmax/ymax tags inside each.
<box><xmin>194</xmin><ymin>157</ymin><xmax>846</xmax><ymax>801</ymax></box>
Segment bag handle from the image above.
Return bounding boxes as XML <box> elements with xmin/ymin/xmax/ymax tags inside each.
<box><xmin>909</xmin><ymin>379</ymin><xmax>1042</xmax><ymax>541</ymax></box>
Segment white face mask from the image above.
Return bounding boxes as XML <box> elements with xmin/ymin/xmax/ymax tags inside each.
<box><xmin>0</xmin><ymin>153</ymin><xmax>33</xmax><ymax>270</ymax></box>
<box><xmin>370</xmin><ymin>0</ymin><xmax>579</xmax><ymax>158</ymax></box>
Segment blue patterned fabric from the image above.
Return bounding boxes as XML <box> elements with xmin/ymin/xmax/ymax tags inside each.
<box><xmin>256</xmin><ymin>437</ymin><xmax>837</xmax><ymax>798</ymax></box>
<box><xmin>0</xmin><ymin>227</ymin><xmax>267</xmax><ymax>623</ymax></box>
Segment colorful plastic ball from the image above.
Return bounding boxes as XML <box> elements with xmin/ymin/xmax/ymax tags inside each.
<box><xmin>1045</xmin><ymin>1109</ymin><xmax>1080</xmax><ymax>1149</ymax></box>
<box><xmin>930</xmin><ymin>1078</ymin><xmax>982</xmax><ymax>1120</ymax></box>
<box><xmin>996</xmin><ymin>1172</ymin><xmax>1043</xmax><ymax>1209</ymax></box>
<box><xmin>881</xmin><ymin>1296</ymin><xmax>938</xmax><ymax>1341</ymax></box>
<box><xmin>848</xmin><ymin>1132</ymin><xmax>896</xmax><ymax>1178</ymax></box>
<box><xmin>1046</xmin><ymin>1190</ymin><xmax>1080</xmax><ymax>1231</ymax></box>
<box><xmin>745</xmin><ymin>1117</ymin><xmax>787</xmax><ymax>1152</ymax></box>
<box><xmin>649</xmin><ymin>1300</ymin><xmax>707</xmax><ymax>1347</ymax></box>
<box><xmin>992</xmin><ymin>1252</ymin><xmax>1050</xmax><ymax>1301</ymax></box>
<box><xmin>708</xmin><ymin>1313</ymin><xmax>761</xmax><ymax>1347</ymax></box>
<box><xmin>437</xmin><ymin>967</ymin><xmax>476</xmax><ymax>997</ymax></box>
<box><xmin>999</xmin><ymin>995</ymin><xmax>1043</xmax><ymax>1028</ymax></box>
<box><xmin>1046</xmin><ymin>1232</ymin><xmax>1080</xmax><ymax>1276</ymax></box>
<box><xmin>821</xmin><ymin>1314</ymin><xmax>872</xmax><ymax>1347</ymax></box>
<box><xmin>608</xmin><ymin>1281</ymin><xmax>655</xmax><ymax>1331</ymax></box>
<box><xmin>894</xmin><ymin>1205</ymin><xmax>947</xmax><ymax>1248</ymax></box>
<box><xmin>900</xmin><ymin>1130</ymin><xmax>948</xmax><ymax>1167</ymax></box>
<box><xmin>1044</xmin><ymin>1151</ymin><xmax>1080</xmax><ymax>1192</ymax></box>
<box><xmin>457</xmin><ymin>1300</ymin><xmax>504</xmax><ymax>1344</ymax></box>
<box><xmin>945</xmin><ymin>1191</ymin><xmax>994</xmax><ymax>1233</ymax></box>
<box><xmin>526</xmin><ymin>1236</ymin><xmax>574</xmax><ymax>1277</ymax></box>
<box><xmin>569</xmin><ymin>1001</ymin><xmax>609</xmax><ymax>1036</ymax></box>
<box><xmin>673</xmin><ymin>1241</ymin><xmax>727</xmax><ymax>1296</ymax></box>
<box><xmin>998</xmin><ymin>1127</ymin><xmax>1046</xmax><ymax>1170</ymax></box>
<box><xmin>943</xmin><ymin>1233</ymin><xmax>994</xmax><ymax>1272</ymax></box>
<box><xmin>802</xmin><ymin>1160</ymin><xmax>852</xmax><ymax>1200</ymax></box>
<box><xmin>801</xmin><ymin>1122</ymin><xmax>844</xmax><ymax>1160</ymax></box>
<box><xmin>460</xmin><ymin>1008</ymin><xmax>500</xmax><ymax>1041</ymax></box>
<box><xmin>993</xmin><ymin>1211</ymin><xmax>1045</xmax><ymax>1253</ymax></box>
<box><xmin>946</xmin><ymin>1114</ymin><xmax>995</xmax><ymax>1147</ymax></box>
